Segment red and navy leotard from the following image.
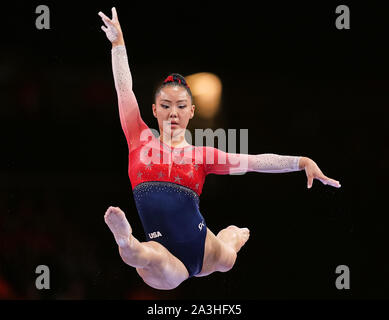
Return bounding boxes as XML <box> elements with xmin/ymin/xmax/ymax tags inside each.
<box><xmin>111</xmin><ymin>45</ymin><xmax>302</xmax><ymax>277</ymax></box>
<box><xmin>124</xmin><ymin>102</ymin><xmax>235</xmax><ymax>277</ymax></box>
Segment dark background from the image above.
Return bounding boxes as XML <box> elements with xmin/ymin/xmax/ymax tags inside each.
<box><xmin>0</xmin><ymin>1</ymin><xmax>388</xmax><ymax>300</ymax></box>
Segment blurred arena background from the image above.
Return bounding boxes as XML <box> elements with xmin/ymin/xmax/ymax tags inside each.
<box><xmin>0</xmin><ymin>2</ymin><xmax>388</xmax><ymax>299</ymax></box>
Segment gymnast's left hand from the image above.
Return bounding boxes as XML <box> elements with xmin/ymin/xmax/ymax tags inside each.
<box><xmin>300</xmin><ymin>157</ymin><xmax>341</xmax><ymax>189</ymax></box>
<box><xmin>98</xmin><ymin>7</ymin><xmax>123</xmax><ymax>46</ymax></box>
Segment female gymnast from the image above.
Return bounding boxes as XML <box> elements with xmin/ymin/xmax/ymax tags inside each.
<box><xmin>98</xmin><ymin>7</ymin><xmax>341</xmax><ymax>290</ymax></box>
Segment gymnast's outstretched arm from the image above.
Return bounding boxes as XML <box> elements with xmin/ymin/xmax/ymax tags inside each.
<box><xmin>203</xmin><ymin>147</ymin><xmax>341</xmax><ymax>189</ymax></box>
<box><xmin>98</xmin><ymin>7</ymin><xmax>150</xmax><ymax>151</ymax></box>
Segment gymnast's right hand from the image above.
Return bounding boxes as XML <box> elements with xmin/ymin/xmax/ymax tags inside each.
<box><xmin>98</xmin><ymin>7</ymin><xmax>124</xmax><ymax>46</ymax></box>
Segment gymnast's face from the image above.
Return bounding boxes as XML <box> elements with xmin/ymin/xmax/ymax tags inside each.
<box><xmin>152</xmin><ymin>86</ymin><xmax>195</xmax><ymax>138</ymax></box>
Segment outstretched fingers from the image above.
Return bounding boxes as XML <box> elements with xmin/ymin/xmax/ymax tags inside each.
<box><xmin>98</xmin><ymin>11</ymin><xmax>113</xmax><ymax>27</ymax></box>
<box><xmin>112</xmin><ymin>7</ymin><xmax>118</xmax><ymax>22</ymax></box>
<box><xmin>307</xmin><ymin>175</ymin><xmax>314</xmax><ymax>189</ymax></box>
<box><xmin>98</xmin><ymin>11</ymin><xmax>110</xmax><ymax>21</ymax></box>
<box><xmin>318</xmin><ymin>175</ymin><xmax>341</xmax><ymax>188</ymax></box>
<box><xmin>307</xmin><ymin>173</ymin><xmax>341</xmax><ymax>189</ymax></box>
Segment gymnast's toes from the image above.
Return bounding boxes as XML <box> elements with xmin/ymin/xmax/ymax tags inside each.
<box><xmin>104</xmin><ymin>206</ymin><xmax>133</xmax><ymax>247</ymax></box>
<box><xmin>241</xmin><ymin>228</ymin><xmax>250</xmax><ymax>241</ymax></box>
<box><xmin>104</xmin><ymin>206</ymin><xmax>124</xmax><ymax>218</ymax></box>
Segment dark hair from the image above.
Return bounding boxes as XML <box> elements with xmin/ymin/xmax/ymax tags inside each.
<box><xmin>154</xmin><ymin>73</ymin><xmax>193</xmax><ymax>103</ymax></box>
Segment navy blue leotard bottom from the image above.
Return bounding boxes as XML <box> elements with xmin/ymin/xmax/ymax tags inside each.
<box><xmin>133</xmin><ymin>181</ymin><xmax>207</xmax><ymax>277</ymax></box>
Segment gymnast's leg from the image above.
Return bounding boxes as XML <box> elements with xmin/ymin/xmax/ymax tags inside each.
<box><xmin>216</xmin><ymin>225</ymin><xmax>250</xmax><ymax>271</ymax></box>
<box><xmin>104</xmin><ymin>206</ymin><xmax>189</xmax><ymax>290</ymax></box>
<box><xmin>195</xmin><ymin>225</ymin><xmax>250</xmax><ymax>277</ymax></box>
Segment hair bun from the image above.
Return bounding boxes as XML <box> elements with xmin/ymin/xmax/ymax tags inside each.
<box><xmin>163</xmin><ymin>73</ymin><xmax>190</xmax><ymax>88</ymax></box>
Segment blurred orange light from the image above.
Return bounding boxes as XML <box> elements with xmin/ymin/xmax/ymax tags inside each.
<box><xmin>185</xmin><ymin>72</ymin><xmax>222</xmax><ymax>119</ymax></box>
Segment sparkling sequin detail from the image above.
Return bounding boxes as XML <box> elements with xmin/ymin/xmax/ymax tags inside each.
<box><xmin>133</xmin><ymin>181</ymin><xmax>200</xmax><ymax>205</ymax></box>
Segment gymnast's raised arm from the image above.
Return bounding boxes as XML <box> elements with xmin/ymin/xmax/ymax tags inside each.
<box><xmin>203</xmin><ymin>147</ymin><xmax>341</xmax><ymax>189</ymax></box>
<box><xmin>98</xmin><ymin>7</ymin><xmax>150</xmax><ymax>151</ymax></box>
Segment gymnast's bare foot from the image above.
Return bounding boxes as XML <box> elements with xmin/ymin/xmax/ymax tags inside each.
<box><xmin>217</xmin><ymin>225</ymin><xmax>250</xmax><ymax>253</ymax></box>
<box><xmin>104</xmin><ymin>206</ymin><xmax>133</xmax><ymax>247</ymax></box>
